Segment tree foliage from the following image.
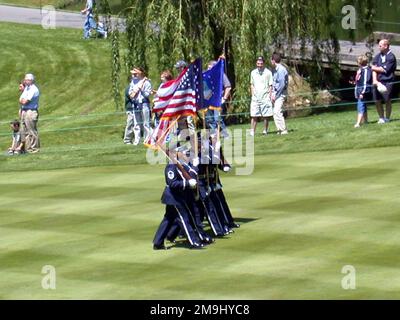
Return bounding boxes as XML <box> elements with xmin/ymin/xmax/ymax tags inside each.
<box><xmin>108</xmin><ymin>0</ymin><xmax>377</xmax><ymax>113</ymax></box>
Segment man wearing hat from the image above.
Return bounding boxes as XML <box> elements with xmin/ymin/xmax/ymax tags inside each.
<box><xmin>249</xmin><ymin>56</ymin><xmax>273</xmax><ymax>136</ymax></box>
<box><xmin>126</xmin><ymin>67</ymin><xmax>152</xmax><ymax>145</ymax></box>
<box><xmin>19</xmin><ymin>73</ymin><xmax>40</xmax><ymax>153</ymax></box>
<box><xmin>174</xmin><ymin>60</ymin><xmax>188</xmax><ymax>76</ymax></box>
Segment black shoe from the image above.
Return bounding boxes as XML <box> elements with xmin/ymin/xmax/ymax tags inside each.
<box><xmin>166</xmin><ymin>238</ymin><xmax>176</xmax><ymax>244</ymax></box>
<box><xmin>153</xmin><ymin>244</ymin><xmax>169</xmax><ymax>250</ymax></box>
<box><xmin>189</xmin><ymin>242</ymin><xmax>204</xmax><ymax>249</ymax></box>
<box><xmin>230</xmin><ymin>223</ymin><xmax>240</xmax><ymax>228</ymax></box>
<box><xmin>202</xmin><ymin>238</ymin><xmax>215</xmax><ymax>245</ymax></box>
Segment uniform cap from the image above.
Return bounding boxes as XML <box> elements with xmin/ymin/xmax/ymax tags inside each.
<box><xmin>174</xmin><ymin>60</ymin><xmax>188</xmax><ymax>69</ymax></box>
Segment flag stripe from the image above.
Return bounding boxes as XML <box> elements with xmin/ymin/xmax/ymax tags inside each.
<box><xmin>145</xmin><ymin>59</ymin><xmax>203</xmax><ymax>149</ymax></box>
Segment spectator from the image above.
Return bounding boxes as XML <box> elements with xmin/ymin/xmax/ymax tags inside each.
<box><xmin>372</xmin><ymin>39</ymin><xmax>397</xmax><ymax>124</ymax></box>
<box><xmin>19</xmin><ymin>73</ymin><xmax>40</xmax><ymax>153</ymax></box>
<box><xmin>81</xmin><ymin>0</ymin><xmax>96</xmax><ymax>39</ymax></box>
<box><xmin>250</xmin><ymin>56</ymin><xmax>273</xmax><ymax>136</ymax></box>
<box><xmin>206</xmin><ymin>59</ymin><xmax>232</xmax><ymax>138</ymax></box>
<box><xmin>7</xmin><ymin>120</ymin><xmax>25</xmax><ymax>155</ymax></box>
<box><xmin>354</xmin><ymin>55</ymin><xmax>372</xmax><ymax>128</ymax></box>
<box><xmin>123</xmin><ymin>76</ymin><xmax>135</xmax><ymax>145</ymax></box>
<box><xmin>128</xmin><ymin>67</ymin><xmax>152</xmax><ymax>145</ymax></box>
<box><xmin>174</xmin><ymin>60</ymin><xmax>188</xmax><ymax>76</ymax></box>
<box><xmin>270</xmin><ymin>53</ymin><xmax>289</xmax><ymax>135</ymax></box>
<box><xmin>153</xmin><ymin>70</ymin><xmax>173</xmax><ymax>127</ymax></box>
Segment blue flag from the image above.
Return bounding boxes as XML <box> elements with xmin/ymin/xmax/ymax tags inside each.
<box><xmin>202</xmin><ymin>59</ymin><xmax>224</xmax><ymax>109</ymax></box>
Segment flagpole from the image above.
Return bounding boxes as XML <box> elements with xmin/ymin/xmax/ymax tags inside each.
<box><xmin>155</xmin><ymin>115</ymin><xmax>181</xmax><ymax>146</ymax></box>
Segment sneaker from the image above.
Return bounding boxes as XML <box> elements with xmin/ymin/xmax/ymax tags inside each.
<box><xmin>354</xmin><ymin>124</ymin><xmax>361</xmax><ymax>128</ymax></box>
<box><xmin>249</xmin><ymin>130</ymin><xmax>255</xmax><ymax>137</ymax></box>
<box><xmin>378</xmin><ymin>118</ymin><xmax>386</xmax><ymax>124</ymax></box>
<box><xmin>281</xmin><ymin>130</ymin><xmax>289</xmax><ymax>135</ymax></box>
<box><xmin>262</xmin><ymin>129</ymin><xmax>268</xmax><ymax>135</ymax></box>
<box><xmin>124</xmin><ymin>141</ymin><xmax>133</xmax><ymax>145</ymax></box>
<box><xmin>133</xmin><ymin>138</ymin><xmax>140</xmax><ymax>146</ymax></box>
<box><xmin>104</xmin><ymin>31</ymin><xmax>108</xmax><ymax>39</ymax></box>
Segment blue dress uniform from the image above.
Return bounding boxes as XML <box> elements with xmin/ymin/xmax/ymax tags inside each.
<box><xmin>182</xmin><ymin>162</ymin><xmax>215</xmax><ymax>243</ymax></box>
<box><xmin>212</xmin><ymin>164</ymin><xmax>240</xmax><ymax>229</ymax></box>
<box><xmin>166</xmin><ymin>161</ymin><xmax>215</xmax><ymax>244</ymax></box>
<box><xmin>208</xmin><ymin>145</ymin><xmax>240</xmax><ymax>231</ymax></box>
<box><xmin>153</xmin><ymin>164</ymin><xmax>204</xmax><ymax>250</ymax></box>
<box><xmin>197</xmin><ymin>162</ymin><xmax>227</xmax><ymax>237</ymax></box>
<box><xmin>208</xmin><ymin>164</ymin><xmax>233</xmax><ymax>234</ymax></box>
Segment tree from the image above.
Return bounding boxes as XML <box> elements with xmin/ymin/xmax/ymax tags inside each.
<box><xmin>110</xmin><ymin>0</ymin><xmax>377</xmax><ymax>115</ymax></box>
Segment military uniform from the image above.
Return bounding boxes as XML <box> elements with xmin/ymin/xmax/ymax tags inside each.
<box><xmin>166</xmin><ymin>161</ymin><xmax>216</xmax><ymax>244</ymax></box>
<box><xmin>208</xmin><ymin>145</ymin><xmax>240</xmax><ymax>230</ymax></box>
<box><xmin>153</xmin><ymin>163</ymin><xmax>204</xmax><ymax>250</ymax></box>
<box><xmin>197</xmin><ymin>161</ymin><xmax>227</xmax><ymax>237</ymax></box>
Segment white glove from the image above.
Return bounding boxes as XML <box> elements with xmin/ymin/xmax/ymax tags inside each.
<box><xmin>215</xmin><ymin>140</ymin><xmax>221</xmax><ymax>151</ymax></box>
<box><xmin>221</xmin><ymin>98</ymin><xmax>226</xmax><ymax>104</ymax></box>
<box><xmin>192</xmin><ymin>157</ymin><xmax>200</xmax><ymax>167</ymax></box>
<box><xmin>188</xmin><ymin>179</ymin><xmax>197</xmax><ymax>188</ymax></box>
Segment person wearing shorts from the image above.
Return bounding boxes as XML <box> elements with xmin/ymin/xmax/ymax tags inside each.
<box><xmin>250</xmin><ymin>56</ymin><xmax>273</xmax><ymax>136</ymax></box>
<box><xmin>354</xmin><ymin>55</ymin><xmax>372</xmax><ymax>128</ymax></box>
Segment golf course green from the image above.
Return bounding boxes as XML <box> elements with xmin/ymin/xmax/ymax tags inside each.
<box><xmin>1</xmin><ymin>148</ymin><xmax>400</xmax><ymax>299</ymax></box>
<box><xmin>1</xmin><ymin>21</ymin><xmax>400</xmax><ymax>299</ymax></box>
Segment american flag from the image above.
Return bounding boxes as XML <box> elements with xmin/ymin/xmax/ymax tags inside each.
<box><xmin>153</xmin><ymin>58</ymin><xmax>203</xmax><ymax>116</ymax></box>
<box><xmin>145</xmin><ymin>58</ymin><xmax>203</xmax><ymax>148</ymax></box>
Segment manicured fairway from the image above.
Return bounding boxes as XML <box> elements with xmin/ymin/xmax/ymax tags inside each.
<box><xmin>1</xmin><ymin>146</ymin><xmax>400</xmax><ymax>299</ymax></box>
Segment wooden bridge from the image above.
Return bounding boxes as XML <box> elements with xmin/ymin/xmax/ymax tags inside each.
<box><xmin>284</xmin><ymin>32</ymin><xmax>400</xmax><ymax>75</ymax></box>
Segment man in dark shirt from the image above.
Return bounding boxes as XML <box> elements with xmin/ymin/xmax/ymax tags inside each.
<box><xmin>372</xmin><ymin>39</ymin><xmax>397</xmax><ymax>124</ymax></box>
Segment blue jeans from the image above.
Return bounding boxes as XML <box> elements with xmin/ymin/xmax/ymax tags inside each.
<box><xmin>83</xmin><ymin>14</ymin><xmax>97</xmax><ymax>39</ymax></box>
<box><xmin>206</xmin><ymin>106</ymin><xmax>226</xmax><ymax>134</ymax></box>
<box><xmin>357</xmin><ymin>99</ymin><xmax>367</xmax><ymax>114</ymax></box>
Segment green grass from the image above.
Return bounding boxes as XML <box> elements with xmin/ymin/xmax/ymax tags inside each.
<box><xmin>2</xmin><ymin>22</ymin><xmax>400</xmax><ymax>299</ymax></box>
<box><xmin>2</xmin><ymin>148</ymin><xmax>400</xmax><ymax>299</ymax></box>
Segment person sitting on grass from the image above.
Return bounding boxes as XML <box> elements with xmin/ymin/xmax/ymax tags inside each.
<box><xmin>353</xmin><ymin>55</ymin><xmax>372</xmax><ymax>128</ymax></box>
<box><xmin>7</xmin><ymin>120</ymin><xmax>25</xmax><ymax>155</ymax></box>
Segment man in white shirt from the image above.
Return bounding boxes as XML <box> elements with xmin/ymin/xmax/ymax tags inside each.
<box><xmin>250</xmin><ymin>56</ymin><xmax>273</xmax><ymax>136</ymax></box>
<box><xmin>19</xmin><ymin>73</ymin><xmax>40</xmax><ymax>153</ymax></box>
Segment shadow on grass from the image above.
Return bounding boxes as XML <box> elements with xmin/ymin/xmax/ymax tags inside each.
<box><xmin>234</xmin><ymin>217</ymin><xmax>259</xmax><ymax>224</ymax></box>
